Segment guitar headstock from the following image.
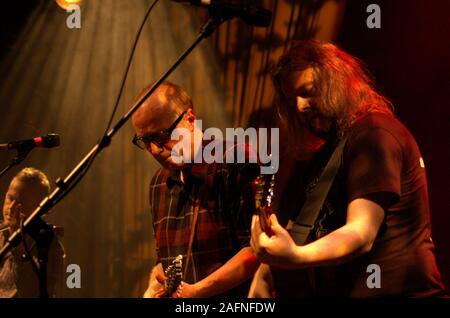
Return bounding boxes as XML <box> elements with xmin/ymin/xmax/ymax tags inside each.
<box><xmin>163</xmin><ymin>254</ymin><xmax>183</xmax><ymax>297</ymax></box>
<box><xmin>254</xmin><ymin>174</ymin><xmax>275</xmax><ymax>236</ymax></box>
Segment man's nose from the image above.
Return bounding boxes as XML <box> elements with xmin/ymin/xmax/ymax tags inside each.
<box><xmin>148</xmin><ymin>142</ymin><xmax>163</xmax><ymax>155</ymax></box>
<box><xmin>9</xmin><ymin>200</ymin><xmax>17</xmax><ymax>209</ymax></box>
<box><xmin>296</xmin><ymin>96</ymin><xmax>311</xmax><ymax>113</ymax></box>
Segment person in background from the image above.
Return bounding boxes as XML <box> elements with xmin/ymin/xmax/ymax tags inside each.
<box><xmin>0</xmin><ymin>167</ymin><xmax>64</xmax><ymax>298</ymax></box>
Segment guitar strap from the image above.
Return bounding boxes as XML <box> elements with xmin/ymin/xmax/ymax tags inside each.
<box><xmin>271</xmin><ymin>136</ymin><xmax>349</xmax><ymax>298</ymax></box>
<box><xmin>290</xmin><ymin>135</ymin><xmax>348</xmax><ymax>245</ymax></box>
<box><xmin>184</xmin><ymin>198</ymin><xmax>200</xmax><ymax>279</ymax></box>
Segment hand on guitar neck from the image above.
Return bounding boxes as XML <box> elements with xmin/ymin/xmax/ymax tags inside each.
<box><xmin>254</xmin><ymin>174</ymin><xmax>276</xmax><ymax>236</ymax></box>
<box><xmin>161</xmin><ymin>254</ymin><xmax>183</xmax><ymax>297</ymax></box>
<box><xmin>143</xmin><ymin>255</ymin><xmax>183</xmax><ymax>298</ymax></box>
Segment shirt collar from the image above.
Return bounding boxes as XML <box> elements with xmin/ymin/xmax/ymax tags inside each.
<box><xmin>166</xmin><ymin>162</ymin><xmax>211</xmax><ymax>189</ymax></box>
<box><xmin>165</xmin><ymin>139</ymin><xmax>223</xmax><ymax>189</ymax></box>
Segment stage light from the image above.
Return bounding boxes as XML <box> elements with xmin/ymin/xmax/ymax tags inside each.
<box><xmin>55</xmin><ymin>0</ymin><xmax>82</xmax><ymax>10</ymax></box>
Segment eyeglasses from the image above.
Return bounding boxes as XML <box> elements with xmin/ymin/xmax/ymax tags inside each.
<box><xmin>132</xmin><ymin>111</ymin><xmax>186</xmax><ymax>150</ymax></box>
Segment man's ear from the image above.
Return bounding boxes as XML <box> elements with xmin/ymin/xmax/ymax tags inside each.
<box><xmin>185</xmin><ymin>108</ymin><xmax>196</xmax><ymax>131</ymax></box>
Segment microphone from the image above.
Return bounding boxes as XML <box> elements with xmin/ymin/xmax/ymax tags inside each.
<box><xmin>0</xmin><ymin>134</ymin><xmax>60</xmax><ymax>151</ymax></box>
<box><xmin>172</xmin><ymin>0</ymin><xmax>272</xmax><ymax>27</ymax></box>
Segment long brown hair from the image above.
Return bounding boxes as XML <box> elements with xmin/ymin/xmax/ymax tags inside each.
<box><xmin>274</xmin><ymin>40</ymin><xmax>393</xmax><ymax>140</ymax></box>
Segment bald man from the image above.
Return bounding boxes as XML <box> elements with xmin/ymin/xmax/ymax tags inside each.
<box><xmin>132</xmin><ymin>82</ymin><xmax>260</xmax><ymax>298</ymax></box>
<box><xmin>0</xmin><ymin>168</ymin><xmax>64</xmax><ymax>298</ymax></box>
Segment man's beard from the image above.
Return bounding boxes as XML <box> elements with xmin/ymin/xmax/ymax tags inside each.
<box><xmin>299</xmin><ymin>111</ymin><xmax>337</xmax><ymax>140</ymax></box>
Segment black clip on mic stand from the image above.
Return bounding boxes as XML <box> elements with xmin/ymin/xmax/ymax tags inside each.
<box><xmin>0</xmin><ymin>146</ymin><xmax>32</xmax><ymax>179</ymax></box>
<box><xmin>0</xmin><ymin>11</ymin><xmax>234</xmax><ymax>297</ymax></box>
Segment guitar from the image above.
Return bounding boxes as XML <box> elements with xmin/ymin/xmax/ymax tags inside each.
<box><xmin>249</xmin><ymin>174</ymin><xmax>276</xmax><ymax>297</ymax></box>
<box><xmin>162</xmin><ymin>254</ymin><xmax>183</xmax><ymax>297</ymax></box>
<box><xmin>254</xmin><ymin>174</ymin><xmax>276</xmax><ymax>236</ymax></box>
<box><xmin>250</xmin><ymin>174</ymin><xmax>314</xmax><ymax>298</ymax></box>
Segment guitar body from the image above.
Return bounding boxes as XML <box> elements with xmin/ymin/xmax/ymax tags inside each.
<box><xmin>271</xmin><ymin>267</ymin><xmax>314</xmax><ymax>298</ymax></box>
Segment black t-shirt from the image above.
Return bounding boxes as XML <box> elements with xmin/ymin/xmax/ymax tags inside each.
<box><xmin>283</xmin><ymin>112</ymin><xmax>445</xmax><ymax>297</ymax></box>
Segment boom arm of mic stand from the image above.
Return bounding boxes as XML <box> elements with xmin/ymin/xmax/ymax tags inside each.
<box><xmin>0</xmin><ymin>17</ymin><xmax>227</xmax><ymax>261</ymax></box>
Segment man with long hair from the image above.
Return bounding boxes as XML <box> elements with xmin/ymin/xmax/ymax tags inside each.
<box><xmin>250</xmin><ymin>40</ymin><xmax>446</xmax><ymax>297</ymax></box>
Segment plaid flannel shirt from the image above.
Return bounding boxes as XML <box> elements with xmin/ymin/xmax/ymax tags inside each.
<box><xmin>149</xmin><ymin>142</ymin><xmax>258</xmax><ymax>292</ymax></box>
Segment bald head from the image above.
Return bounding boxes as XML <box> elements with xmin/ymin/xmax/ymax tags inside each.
<box><xmin>131</xmin><ymin>82</ymin><xmax>200</xmax><ymax>170</ymax></box>
<box><xmin>132</xmin><ymin>81</ymin><xmax>193</xmax><ymax>133</ymax></box>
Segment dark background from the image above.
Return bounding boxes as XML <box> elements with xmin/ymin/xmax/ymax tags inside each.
<box><xmin>337</xmin><ymin>0</ymin><xmax>450</xmax><ymax>292</ymax></box>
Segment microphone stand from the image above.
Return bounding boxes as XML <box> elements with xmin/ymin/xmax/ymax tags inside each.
<box><xmin>0</xmin><ymin>13</ymin><xmax>232</xmax><ymax>296</ymax></box>
<box><xmin>23</xmin><ymin>218</ymin><xmax>55</xmax><ymax>298</ymax></box>
<box><xmin>0</xmin><ymin>147</ymin><xmax>32</xmax><ymax>179</ymax></box>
